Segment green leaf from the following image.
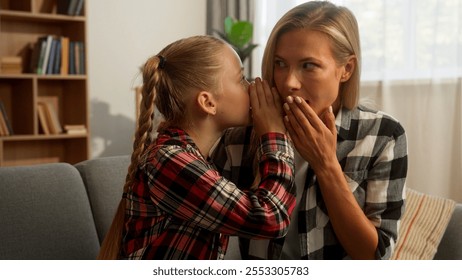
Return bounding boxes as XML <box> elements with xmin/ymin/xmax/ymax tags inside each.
<box><xmin>224</xmin><ymin>16</ymin><xmax>234</xmax><ymax>35</ymax></box>
<box><xmin>228</xmin><ymin>21</ymin><xmax>253</xmax><ymax>48</ymax></box>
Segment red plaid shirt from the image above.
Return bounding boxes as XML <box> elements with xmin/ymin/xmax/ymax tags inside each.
<box><xmin>121</xmin><ymin>128</ymin><xmax>295</xmax><ymax>259</ymax></box>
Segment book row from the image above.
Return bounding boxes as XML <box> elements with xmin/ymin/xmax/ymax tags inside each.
<box><xmin>37</xmin><ymin>96</ymin><xmax>87</xmax><ymax>135</ymax></box>
<box><xmin>29</xmin><ymin>35</ymin><xmax>85</xmax><ymax>75</ymax></box>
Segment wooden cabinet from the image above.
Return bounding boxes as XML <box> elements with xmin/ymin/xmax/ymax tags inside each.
<box><xmin>0</xmin><ymin>0</ymin><xmax>89</xmax><ymax>166</ymax></box>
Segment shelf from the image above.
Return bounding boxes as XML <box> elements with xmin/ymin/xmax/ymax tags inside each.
<box><xmin>0</xmin><ymin>74</ymin><xmax>86</xmax><ymax>80</ymax></box>
<box><xmin>0</xmin><ymin>0</ymin><xmax>89</xmax><ymax>166</ymax></box>
<box><xmin>0</xmin><ymin>10</ymin><xmax>85</xmax><ymax>22</ymax></box>
<box><xmin>0</xmin><ymin>133</ymin><xmax>87</xmax><ymax>141</ymax></box>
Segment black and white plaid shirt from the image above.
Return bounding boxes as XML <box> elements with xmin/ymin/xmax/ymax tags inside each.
<box><xmin>212</xmin><ymin>105</ymin><xmax>408</xmax><ymax>259</ymax></box>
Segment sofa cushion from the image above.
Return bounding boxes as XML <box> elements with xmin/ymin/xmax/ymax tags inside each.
<box><xmin>391</xmin><ymin>188</ymin><xmax>456</xmax><ymax>260</ymax></box>
<box><xmin>75</xmin><ymin>155</ymin><xmax>130</xmax><ymax>244</ymax></box>
<box><xmin>0</xmin><ymin>163</ymin><xmax>100</xmax><ymax>260</ymax></box>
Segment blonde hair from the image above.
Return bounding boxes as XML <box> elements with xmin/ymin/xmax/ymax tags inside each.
<box><xmin>97</xmin><ymin>35</ymin><xmax>226</xmax><ymax>259</ymax></box>
<box><xmin>262</xmin><ymin>1</ymin><xmax>361</xmax><ymax>109</ymax></box>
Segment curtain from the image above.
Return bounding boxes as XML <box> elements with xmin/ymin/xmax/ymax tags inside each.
<box><xmin>206</xmin><ymin>0</ymin><xmax>255</xmax><ymax>77</ymax></box>
<box><xmin>252</xmin><ymin>0</ymin><xmax>462</xmax><ymax>202</ymax></box>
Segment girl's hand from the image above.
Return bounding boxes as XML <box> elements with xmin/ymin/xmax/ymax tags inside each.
<box><xmin>250</xmin><ymin>78</ymin><xmax>285</xmax><ymax>137</ymax></box>
<box><xmin>283</xmin><ymin>96</ymin><xmax>337</xmax><ymax>172</ymax></box>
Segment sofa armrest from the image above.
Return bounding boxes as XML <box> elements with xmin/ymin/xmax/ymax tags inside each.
<box><xmin>75</xmin><ymin>155</ymin><xmax>130</xmax><ymax>244</ymax></box>
<box><xmin>434</xmin><ymin>204</ymin><xmax>462</xmax><ymax>259</ymax></box>
<box><xmin>0</xmin><ymin>163</ymin><xmax>100</xmax><ymax>260</ymax></box>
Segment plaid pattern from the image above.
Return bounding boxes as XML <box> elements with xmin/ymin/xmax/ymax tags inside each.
<box><xmin>121</xmin><ymin>128</ymin><xmax>295</xmax><ymax>260</ymax></box>
<box><xmin>212</xmin><ymin>105</ymin><xmax>408</xmax><ymax>259</ymax></box>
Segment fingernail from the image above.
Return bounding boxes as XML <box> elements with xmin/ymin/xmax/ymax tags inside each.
<box><xmin>286</xmin><ymin>96</ymin><xmax>293</xmax><ymax>103</ymax></box>
<box><xmin>329</xmin><ymin>106</ymin><xmax>333</xmax><ymax>113</ymax></box>
<box><xmin>284</xmin><ymin>115</ymin><xmax>289</xmax><ymax>122</ymax></box>
<box><xmin>295</xmin><ymin>96</ymin><xmax>302</xmax><ymax>104</ymax></box>
<box><xmin>283</xmin><ymin>103</ymin><xmax>290</xmax><ymax>111</ymax></box>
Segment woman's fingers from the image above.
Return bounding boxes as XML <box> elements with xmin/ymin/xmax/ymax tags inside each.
<box><xmin>291</xmin><ymin>97</ymin><xmax>324</xmax><ymax>131</ymax></box>
<box><xmin>322</xmin><ymin>106</ymin><xmax>336</xmax><ymax>135</ymax></box>
<box><xmin>283</xmin><ymin>96</ymin><xmax>313</xmax><ymax>134</ymax></box>
<box><xmin>283</xmin><ymin>97</ymin><xmax>308</xmax><ymax>140</ymax></box>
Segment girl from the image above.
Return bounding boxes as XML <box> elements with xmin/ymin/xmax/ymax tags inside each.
<box><xmin>98</xmin><ymin>35</ymin><xmax>295</xmax><ymax>260</ymax></box>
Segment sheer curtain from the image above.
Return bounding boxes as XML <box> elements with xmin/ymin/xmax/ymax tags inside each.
<box><xmin>252</xmin><ymin>0</ymin><xmax>462</xmax><ymax>202</ymax></box>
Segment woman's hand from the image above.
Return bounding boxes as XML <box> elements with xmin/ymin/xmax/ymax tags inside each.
<box><xmin>283</xmin><ymin>96</ymin><xmax>337</xmax><ymax>172</ymax></box>
<box><xmin>250</xmin><ymin>78</ymin><xmax>285</xmax><ymax>137</ymax></box>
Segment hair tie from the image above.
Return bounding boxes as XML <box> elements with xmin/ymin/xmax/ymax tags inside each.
<box><xmin>158</xmin><ymin>55</ymin><xmax>166</xmax><ymax>69</ymax></box>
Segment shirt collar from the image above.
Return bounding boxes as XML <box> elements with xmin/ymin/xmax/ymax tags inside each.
<box><xmin>335</xmin><ymin>106</ymin><xmax>353</xmax><ymax>141</ymax></box>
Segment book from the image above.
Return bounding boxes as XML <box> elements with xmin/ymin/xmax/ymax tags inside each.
<box><xmin>74</xmin><ymin>41</ymin><xmax>80</xmax><ymax>74</ymax></box>
<box><xmin>64</xmin><ymin>124</ymin><xmax>87</xmax><ymax>135</ymax></box>
<box><xmin>78</xmin><ymin>41</ymin><xmax>85</xmax><ymax>74</ymax></box>
<box><xmin>64</xmin><ymin>124</ymin><xmax>86</xmax><ymax>130</ymax></box>
<box><xmin>74</xmin><ymin>0</ymin><xmax>84</xmax><ymax>16</ymax></box>
<box><xmin>37</xmin><ymin>96</ymin><xmax>62</xmax><ymax>134</ymax></box>
<box><xmin>67</xmin><ymin>0</ymin><xmax>79</xmax><ymax>15</ymax></box>
<box><xmin>0</xmin><ymin>112</ymin><xmax>7</xmax><ymax>136</ymax></box>
<box><xmin>1</xmin><ymin>56</ymin><xmax>22</xmax><ymax>74</ymax></box>
<box><xmin>53</xmin><ymin>39</ymin><xmax>62</xmax><ymax>74</ymax></box>
<box><xmin>60</xmin><ymin>37</ymin><xmax>69</xmax><ymax>75</ymax></box>
<box><xmin>36</xmin><ymin>38</ymin><xmax>48</xmax><ymax>74</ymax></box>
<box><xmin>37</xmin><ymin>103</ymin><xmax>51</xmax><ymax>135</ymax></box>
<box><xmin>69</xmin><ymin>41</ymin><xmax>75</xmax><ymax>74</ymax></box>
<box><xmin>40</xmin><ymin>35</ymin><xmax>53</xmax><ymax>75</ymax></box>
<box><xmin>0</xmin><ymin>101</ymin><xmax>13</xmax><ymax>135</ymax></box>
<box><xmin>46</xmin><ymin>38</ymin><xmax>57</xmax><ymax>74</ymax></box>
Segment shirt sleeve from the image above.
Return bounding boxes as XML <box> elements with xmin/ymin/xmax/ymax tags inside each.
<box><xmin>145</xmin><ymin>132</ymin><xmax>296</xmax><ymax>239</ymax></box>
<box><xmin>365</xmin><ymin>120</ymin><xmax>408</xmax><ymax>259</ymax></box>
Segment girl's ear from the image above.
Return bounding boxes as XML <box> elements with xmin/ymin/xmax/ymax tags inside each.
<box><xmin>340</xmin><ymin>55</ymin><xmax>356</xmax><ymax>82</ymax></box>
<box><xmin>196</xmin><ymin>91</ymin><xmax>217</xmax><ymax>115</ymax></box>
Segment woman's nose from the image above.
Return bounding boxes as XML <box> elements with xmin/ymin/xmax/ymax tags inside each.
<box><xmin>285</xmin><ymin>70</ymin><xmax>301</xmax><ymax>92</ymax></box>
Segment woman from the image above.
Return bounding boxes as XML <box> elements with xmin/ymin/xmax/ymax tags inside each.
<box><xmin>98</xmin><ymin>35</ymin><xmax>295</xmax><ymax>259</ymax></box>
<box><xmin>212</xmin><ymin>1</ymin><xmax>408</xmax><ymax>260</ymax></box>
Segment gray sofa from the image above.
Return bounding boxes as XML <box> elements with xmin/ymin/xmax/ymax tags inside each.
<box><xmin>0</xmin><ymin>155</ymin><xmax>461</xmax><ymax>260</ymax></box>
<box><xmin>0</xmin><ymin>155</ymin><xmax>129</xmax><ymax>260</ymax></box>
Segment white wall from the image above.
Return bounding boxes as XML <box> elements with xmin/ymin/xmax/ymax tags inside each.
<box><xmin>87</xmin><ymin>0</ymin><xmax>206</xmax><ymax>158</ymax></box>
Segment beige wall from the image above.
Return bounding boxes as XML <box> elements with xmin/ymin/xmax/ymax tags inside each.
<box><xmin>87</xmin><ymin>0</ymin><xmax>206</xmax><ymax>158</ymax></box>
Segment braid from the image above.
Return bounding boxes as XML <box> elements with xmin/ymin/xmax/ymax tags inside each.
<box><xmin>123</xmin><ymin>59</ymin><xmax>158</xmax><ymax>193</ymax></box>
<box><xmin>97</xmin><ymin>56</ymin><xmax>161</xmax><ymax>259</ymax></box>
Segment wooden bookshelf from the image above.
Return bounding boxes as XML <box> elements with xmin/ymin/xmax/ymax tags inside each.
<box><xmin>0</xmin><ymin>0</ymin><xmax>89</xmax><ymax>166</ymax></box>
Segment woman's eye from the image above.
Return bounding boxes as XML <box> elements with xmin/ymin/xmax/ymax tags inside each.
<box><xmin>302</xmin><ymin>62</ymin><xmax>316</xmax><ymax>70</ymax></box>
<box><xmin>274</xmin><ymin>60</ymin><xmax>286</xmax><ymax>68</ymax></box>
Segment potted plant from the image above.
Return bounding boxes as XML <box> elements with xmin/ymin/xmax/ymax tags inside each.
<box><xmin>215</xmin><ymin>16</ymin><xmax>258</xmax><ymax>64</ymax></box>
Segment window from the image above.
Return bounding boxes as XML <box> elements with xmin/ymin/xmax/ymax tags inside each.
<box><xmin>252</xmin><ymin>0</ymin><xmax>462</xmax><ymax>81</ymax></box>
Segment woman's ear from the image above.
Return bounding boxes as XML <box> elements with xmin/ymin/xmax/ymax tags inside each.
<box><xmin>196</xmin><ymin>91</ymin><xmax>217</xmax><ymax>115</ymax></box>
<box><xmin>340</xmin><ymin>55</ymin><xmax>356</xmax><ymax>82</ymax></box>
